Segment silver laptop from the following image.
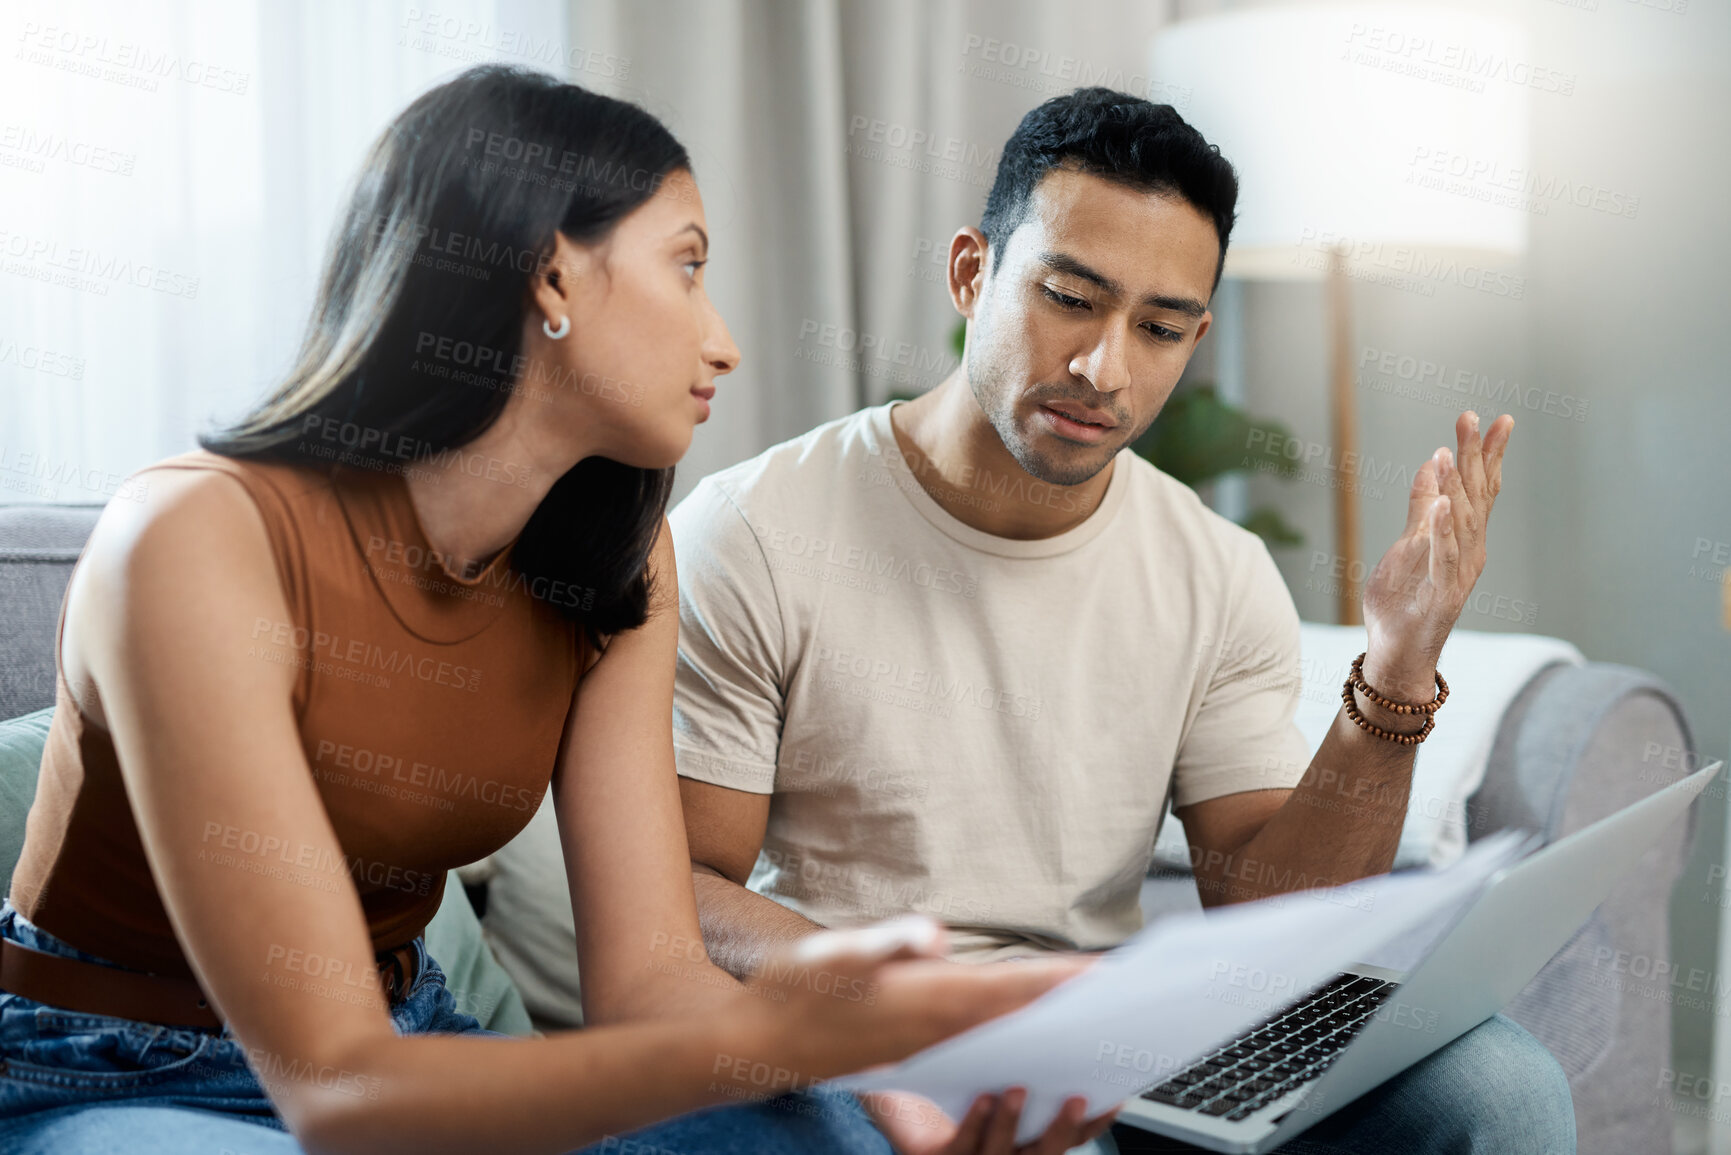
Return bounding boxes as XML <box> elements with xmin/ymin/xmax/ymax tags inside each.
<box><xmin>1115</xmin><ymin>759</ymin><xmax>1723</xmax><ymax>1153</ymax></box>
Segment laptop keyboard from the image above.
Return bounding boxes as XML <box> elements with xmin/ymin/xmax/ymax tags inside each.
<box><xmin>1140</xmin><ymin>972</ymin><xmax>1397</xmax><ymax>1123</ymax></box>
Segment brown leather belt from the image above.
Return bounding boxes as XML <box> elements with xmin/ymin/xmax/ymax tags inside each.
<box><xmin>0</xmin><ymin>937</ymin><xmax>421</xmax><ymax>1030</ymax></box>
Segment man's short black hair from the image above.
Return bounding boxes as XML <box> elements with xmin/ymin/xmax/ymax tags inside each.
<box><xmin>980</xmin><ymin>87</ymin><xmax>1239</xmax><ymax>293</ymax></box>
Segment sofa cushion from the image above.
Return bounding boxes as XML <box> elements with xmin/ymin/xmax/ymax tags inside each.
<box><xmin>480</xmin><ymin>792</ymin><xmax>586</xmax><ymax>1031</ymax></box>
<box><xmin>0</xmin><ymin>707</ymin><xmax>53</xmax><ymax>896</ymax></box>
<box><xmin>424</xmin><ymin>877</ymin><xmax>534</xmax><ymax>1036</ymax></box>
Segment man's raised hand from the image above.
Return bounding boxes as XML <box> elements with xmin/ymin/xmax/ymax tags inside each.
<box><xmin>1359</xmin><ymin>410</ymin><xmax>1515</xmax><ymax>699</ymax></box>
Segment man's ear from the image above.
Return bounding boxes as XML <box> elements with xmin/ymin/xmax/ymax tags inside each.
<box><xmin>947</xmin><ymin>227</ymin><xmax>989</xmax><ymax>319</ymax></box>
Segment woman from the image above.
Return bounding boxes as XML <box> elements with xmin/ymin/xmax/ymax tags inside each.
<box><xmin>0</xmin><ymin>67</ymin><xmax>1116</xmax><ymax>1154</ymax></box>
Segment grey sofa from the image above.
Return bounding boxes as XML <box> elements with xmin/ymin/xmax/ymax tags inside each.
<box><xmin>0</xmin><ymin>503</ymin><xmax>98</xmax><ymax>719</ymax></box>
<box><xmin>0</xmin><ymin>501</ymin><xmax>1706</xmax><ymax>1154</ymax></box>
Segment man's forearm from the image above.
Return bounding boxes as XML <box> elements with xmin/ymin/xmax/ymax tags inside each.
<box><xmin>692</xmin><ymin>865</ymin><xmax>825</xmax><ymax>979</ymax></box>
<box><xmin>594</xmin><ymin>953</ymin><xmax>746</xmax><ymax>1026</ymax></box>
<box><xmin>1198</xmin><ymin>688</ymin><xmax>1427</xmax><ymax>906</ymax></box>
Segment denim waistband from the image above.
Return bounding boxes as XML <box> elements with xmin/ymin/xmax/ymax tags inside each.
<box><xmin>1</xmin><ymin>902</ymin><xmax>112</xmax><ymax>965</ymax></box>
<box><xmin>0</xmin><ymin>901</ymin><xmax>438</xmax><ymax>1037</ymax></box>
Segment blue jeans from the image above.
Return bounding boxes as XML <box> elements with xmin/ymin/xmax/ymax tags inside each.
<box><xmin>1107</xmin><ymin>1013</ymin><xmax>1576</xmax><ymax>1154</ymax></box>
<box><xmin>0</xmin><ymin>904</ymin><xmax>892</xmax><ymax>1155</ymax></box>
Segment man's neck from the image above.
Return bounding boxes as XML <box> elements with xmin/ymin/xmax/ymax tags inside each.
<box><xmin>887</xmin><ymin>373</ymin><xmax>1114</xmax><ymax>540</ymax></box>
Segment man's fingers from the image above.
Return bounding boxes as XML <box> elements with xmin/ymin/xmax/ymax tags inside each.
<box><xmin>1454</xmin><ymin>411</ymin><xmax>1487</xmax><ymax>508</ymax></box>
<box><xmin>982</xmin><ymin>1086</ymin><xmax>1024</xmax><ymax>1151</ymax></box>
<box><xmin>1480</xmin><ymin>414</ymin><xmax>1514</xmax><ymax>515</ymax></box>
<box><xmin>1427</xmin><ymin>497</ymin><xmax>1459</xmax><ymax>592</ymax></box>
<box><xmin>1435</xmin><ymin>446</ymin><xmax>1477</xmax><ymax>546</ymax></box>
<box><xmin>1029</xmin><ymin>1096</ymin><xmax>1092</xmax><ymax>1155</ymax></box>
<box><xmin>950</xmin><ymin>1093</ymin><xmax>995</xmax><ymax>1151</ymax></box>
<box><xmin>1403</xmin><ymin>455</ymin><xmax>1442</xmax><ymax>539</ymax></box>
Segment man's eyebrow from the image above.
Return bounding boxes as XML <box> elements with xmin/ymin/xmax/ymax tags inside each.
<box><xmin>1039</xmin><ymin>250</ymin><xmax>1209</xmax><ymax>318</ymax></box>
<box><xmin>1143</xmin><ymin>292</ymin><xmax>1209</xmax><ymax>318</ymax></box>
<box><xmin>1040</xmin><ymin>251</ymin><xmax>1119</xmax><ymax>295</ymax></box>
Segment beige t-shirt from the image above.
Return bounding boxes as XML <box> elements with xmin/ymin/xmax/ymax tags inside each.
<box><xmin>670</xmin><ymin>402</ymin><xmax>1311</xmax><ymax>958</ymax></box>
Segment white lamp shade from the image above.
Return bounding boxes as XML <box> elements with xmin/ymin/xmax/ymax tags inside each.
<box><xmin>1153</xmin><ymin>5</ymin><xmax>1530</xmax><ymax>280</ymax></box>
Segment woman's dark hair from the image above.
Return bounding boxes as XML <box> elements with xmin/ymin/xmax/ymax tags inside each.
<box><xmin>980</xmin><ymin>87</ymin><xmax>1239</xmax><ymax>292</ymax></box>
<box><xmin>202</xmin><ymin>64</ymin><xmax>689</xmax><ymax>649</ymax></box>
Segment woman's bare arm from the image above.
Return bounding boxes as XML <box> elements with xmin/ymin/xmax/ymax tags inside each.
<box><xmin>71</xmin><ymin>470</ymin><xmax>1084</xmax><ymax>1155</ymax></box>
<box><xmin>552</xmin><ymin>519</ymin><xmax>747</xmax><ymax>1024</ymax></box>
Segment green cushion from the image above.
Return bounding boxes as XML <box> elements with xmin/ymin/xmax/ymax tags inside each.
<box><xmin>0</xmin><ymin>707</ymin><xmax>53</xmax><ymax>895</ymax></box>
<box><xmin>0</xmin><ymin>707</ymin><xmax>532</xmax><ymax>1036</ymax></box>
<box><xmin>425</xmin><ymin>877</ymin><xmax>534</xmax><ymax>1035</ymax></box>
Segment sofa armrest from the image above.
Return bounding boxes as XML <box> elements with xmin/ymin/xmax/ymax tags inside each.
<box><xmin>1472</xmin><ymin>662</ymin><xmax>1699</xmax><ymax>1155</ymax></box>
<box><xmin>0</xmin><ymin>503</ymin><xmax>105</xmax><ymax>721</ymax></box>
<box><xmin>1473</xmin><ymin>662</ymin><xmax>1698</xmax><ymax>845</ymax></box>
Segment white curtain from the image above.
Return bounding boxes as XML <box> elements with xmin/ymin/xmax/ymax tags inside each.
<box><xmin>0</xmin><ymin>0</ymin><xmax>567</xmax><ymax>504</ymax></box>
<box><xmin>0</xmin><ymin>0</ymin><xmax>1180</xmax><ymax>506</ymax></box>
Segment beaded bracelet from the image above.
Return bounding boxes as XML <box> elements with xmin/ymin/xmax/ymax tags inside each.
<box><xmin>1340</xmin><ymin>652</ymin><xmax>1450</xmax><ymax>746</ymax></box>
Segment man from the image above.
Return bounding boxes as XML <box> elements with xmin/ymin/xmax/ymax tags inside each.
<box><xmin>670</xmin><ymin>89</ymin><xmax>1571</xmax><ymax>1153</ymax></box>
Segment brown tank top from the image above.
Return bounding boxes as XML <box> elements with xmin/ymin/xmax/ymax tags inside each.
<box><xmin>10</xmin><ymin>450</ymin><xmax>585</xmax><ymax>978</ymax></box>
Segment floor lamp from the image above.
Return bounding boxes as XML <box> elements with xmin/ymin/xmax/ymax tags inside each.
<box><xmin>1153</xmin><ymin>5</ymin><xmax>1528</xmax><ymax>625</ymax></box>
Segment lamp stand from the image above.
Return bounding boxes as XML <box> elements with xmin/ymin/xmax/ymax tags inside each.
<box><xmin>1328</xmin><ymin>245</ymin><xmax>1362</xmax><ymax>627</ymax></box>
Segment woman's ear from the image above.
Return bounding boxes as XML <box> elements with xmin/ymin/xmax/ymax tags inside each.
<box><xmin>529</xmin><ymin>232</ymin><xmax>589</xmax><ymax>334</ymax></box>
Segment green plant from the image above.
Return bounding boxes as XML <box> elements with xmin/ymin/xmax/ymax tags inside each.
<box><xmin>1128</xmin><ymin>382</ymin><xmax>1304</xmax><ymax>548</ymax></box>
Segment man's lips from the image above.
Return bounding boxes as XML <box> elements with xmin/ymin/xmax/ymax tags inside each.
<box><xmin>691</xmin><ymin>385</ymin><xmax>716</xmax><ymax>401</ymax></box>
<box><xmin>1039</xmin><ymin>401</ymin><xmax>1117</xmax><ymax>429</ymax></box>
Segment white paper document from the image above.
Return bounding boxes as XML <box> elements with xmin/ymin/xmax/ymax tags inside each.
<box><xmin>832</xmin><ymin>832</ymin><xmax>1528</xmax><ymax>1144</ymax></box>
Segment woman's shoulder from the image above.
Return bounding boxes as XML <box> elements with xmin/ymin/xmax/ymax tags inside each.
<box><xmin>62</xmin><ymin>452</ymin><xmax>308</xmax><ymax>717</ymax></box>
<box><xmin>132</xmin><ymin>448</ymin><xmax>333</xmax><ymax>507</ymax></box>
<box><xmin>83</xmin><ymin>453</ymin><xmax>296</xmax><ymax>580</ymax></box>
<box><xmin>90</xmin><ymin>451</ymin><xmax>332</xmax><ymax>560</ymax></box>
